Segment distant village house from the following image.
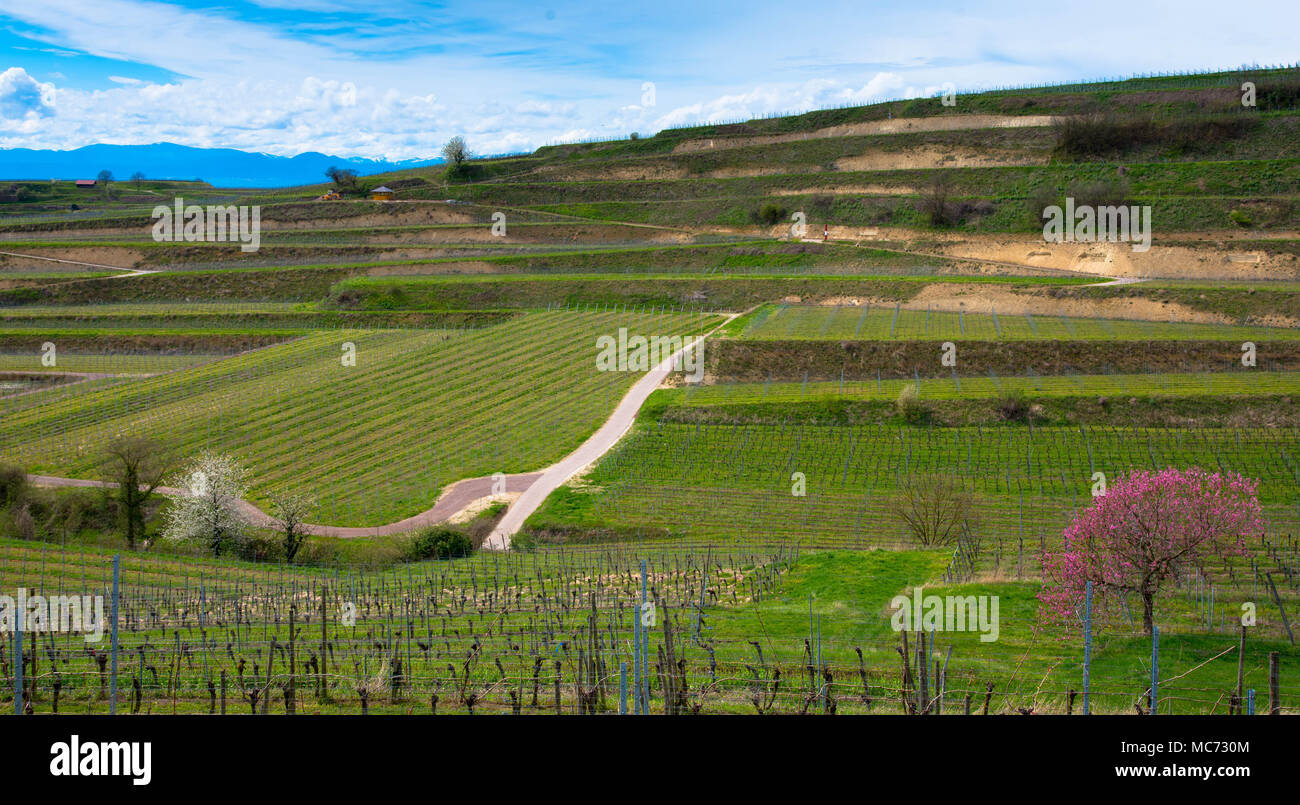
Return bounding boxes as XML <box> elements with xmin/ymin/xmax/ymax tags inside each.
<box><xmin>75</xmin><ymin>179</ymin><xmax>97</xmax><ymax>188</ymax></box>
<box><xmin>370</xmin><ymin>186</ymin><xmax>395</xmax><ymax>201</ymax></box>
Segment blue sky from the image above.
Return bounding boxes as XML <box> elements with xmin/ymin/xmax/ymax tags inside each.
<box><xmin>0</xmin><ymin>0</ymin><xmax>1296</xmax><ymax>159</ymax></box>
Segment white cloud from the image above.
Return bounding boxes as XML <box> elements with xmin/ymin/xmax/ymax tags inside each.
<box><xmin>550</xmin><ymin>128</ymin><xmax>595</xmax><ymax>144</ymax></box>
<box><xmin>3</xmin><ymin>0</ymin><xmax>327</xmax><ymax>82</ymax></box>
<box><xmin>651</xmin><ymin>74</ymin><xmax>909</xmax><ymax>131</ymax></box>
<box><xmin>0</xmin><ymin>67</ymin><xmax>56</xmax><ymax>121</ymax></box>
<box><xmin>3</xmin><ymin>0</ymin><xmax>1298</xmax><ymax>160</ymax></box>
<box><xmin>0</xmin><ymin>71</ymin><xmax>577</xmax><ymax>159</ymax></box>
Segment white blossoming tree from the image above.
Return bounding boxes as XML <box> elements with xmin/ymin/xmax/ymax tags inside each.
<box><xmin>162</xmin><ymin>452</ymin><xmax>252</xmax><ymax>556</ymax></box>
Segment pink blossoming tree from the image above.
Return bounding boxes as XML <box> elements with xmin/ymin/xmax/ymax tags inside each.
<box><xmin>1039</xmin><ymin>468</ymin><xmax>1263</xmax><ymax>635</ymax></box>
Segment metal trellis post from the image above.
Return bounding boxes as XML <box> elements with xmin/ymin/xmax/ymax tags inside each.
<box><xmin>13</xmin><ymin>587</ymin><xmax>22</xmax><ymax>715</ymax></box>
<box><xmin>1083</xmin><ymin>580</ymin><xmax>1092</xmax><ymax>715</ymax></box>
<box><xmin>110</xmin><ymin>554</ymin><xmax>120</xmax><ymax>715</ymax></box>
<box><xmin>1150</xmin><ymin>625</ymin><xmax>1159</xmax><ymax>715</ymax></box>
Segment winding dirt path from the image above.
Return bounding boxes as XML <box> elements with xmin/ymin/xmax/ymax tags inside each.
<box><xmin>0</xmin><ymin>250</ymin><xmax>157</xmax><ymax>278</ymax></box>
<box><xmin>24</xmin><ymin>315</ymin><xmax>733</xmax><ymax>549</ymax></box>
<box><xmin>485</xmin><ymin>320</ymin><xmax>734</xmax><ymax>549</ymax></box>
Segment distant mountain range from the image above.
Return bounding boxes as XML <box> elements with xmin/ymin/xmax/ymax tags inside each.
<box><xmin>0</xmin><ymin>142</ymin><xmax>444</xmax><ymax>188</ymax></box>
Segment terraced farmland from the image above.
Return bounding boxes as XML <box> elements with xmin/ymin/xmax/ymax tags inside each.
<box><xmin>661</xmin><ymin>369</ymin><xmax>1299</xmax><ymax>405</ymax></box>
<box><xmin>0</xmin><ymin>353</ymin><xmax>222</xmax><ymax>374</ymax></box>
<box><xmin>730</xmin><ymin>303</ymin><xmax>1300</xmax><ymax>341</ymax></box>
<box><xmin>528</xmin><ymin>421</ymin><xmax>1300</xmax><ymax>550</ymax></box>
<box><xmin>5</xmin><ymin>63</ymin><xmax>1300</xmax><ymax>731</ymax></box>
<box><xmin>1</xmin><ymin>310</ymin><xmax>720</xmax><ymax>525</ymax></box>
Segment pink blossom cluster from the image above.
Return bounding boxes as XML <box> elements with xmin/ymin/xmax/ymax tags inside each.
<box><xmin>1038</xmin><ymin>468</ymin><xmax>1263</xmax><ymax>631</ymax></box>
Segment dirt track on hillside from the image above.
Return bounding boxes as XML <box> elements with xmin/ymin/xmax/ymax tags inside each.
<box><xmin>833</xmin><ymin>145</ymin><xmax>1046</xmax><ymax>171</ymax></box>
<box><xmin>671</xmin><ymin>114</ymin><xmax>1058</xmax><ymax>155</ymax></box>
<box><xmin>0</xmin><ymin>249</ymin><xmax>149</xmax><ymax>273</ymax></box>
<box><xmin>485</xmin><ymin>316</ymin><xmax>738</xmax><ymax>549</ymax></box>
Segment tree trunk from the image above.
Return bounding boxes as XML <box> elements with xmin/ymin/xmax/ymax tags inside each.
<box><xmin>122</xmin><ymin>465</ymin><xmax>140</xmax><ymax>549</ymax></box>
<box><xmin>1142</xmin><ymin>591</ymin><xmax>1155</xmax><ymax>636</ymax></box>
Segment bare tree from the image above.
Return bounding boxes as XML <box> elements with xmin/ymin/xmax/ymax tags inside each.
<box><xmin>103</xmin><ymin>436</ymin><xmax>171</xmax><ymax>550</ymax></box>
<box><xmin>270</xmin><ymin>492</ymin><xmax>315</xmax><ymax>562</ymax></box>
<box><xmin>14</xmin><ymin>504</ymin><xmax>34</xmax><ymax>541</ymax></box>
<box><xmin>96</xmin><ymin>169</ymin><xmax>114</xmax><ymax>198</ymax></box>
<box><xmin>891</xmin><ymin>473</ymin><xmax>975</xmax><ymax>547</ymax></box>
<box><xmin>130</xmin><ymin>171</ymin><xmax>146</xmax><ymax>190</ymax></box>
<box><xmin>920</xmin><ymin>172</ymin><xmax>954</xmax><ymax>226</ymax></box>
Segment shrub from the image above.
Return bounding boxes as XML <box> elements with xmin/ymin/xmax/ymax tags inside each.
<box><xmin>237</xmin><ymin>534</ymin><xmax>286</xmax><ymax>563</ymax></box>
<box><xmin>1065</xmin><ymin>178</ymin><xmax>1129</xmax><ymax>210</ymax></box>
<box><xmin>1257</xmin><ymin>78</ymin><xmax>1300</xmax><ymax>110</ymax></box>
<box><xmin>0</xmin><ymin>287</ymin><xmax>43</xmax><ymax>306</ymax></box>
<box><xmin>1054</xmin><ymin>112</ymin><xmax>1256</xmax><ymax>160</ymax></box>
<box><xmin>896</xmin><ymin>383</ymin><xmax>931</xmax><ymax>425</ymax></box>
<box><xmin>995</xmin><ymin>391</ymin><xmax>1032</xmax><ymax>422</ymax></box>
<box><xmin>1267</xmin><ymin>199</ymin><xmax>1295</xmax><ymax>227</ymax></box>
<box><xmin>1229</xmin><ymin>209</ymin><xmax>1253</xmax><ymax>228</ymax></box>
<box><xmin>44</xmin><ymin>487</ymin><xmax>116</xmax><ymax>538</ymax></box>
<box><xmin>0</xmin><ymin>463</ymin><xmax>27</xmax><ymax>510</ymax></box>
<box><xmin>461</xmin><ymin>502</ymin><xmax>508</xmax><ymax>546</ymax></box>
<box><xmin>1168</xmin><ymin>115</ymin><xmax>1255</xmax><ymax>149</ymax></box>
<box><xmin>809</xmin><ymin>194</ymin><xmax>834</xmax><ymax>216</ymax></box>
<box><xmin>1053</xmin><ymin>114</ymin><xmax>1155</xmax><ymax>159</ymax></box>
<box><xmin>408</xmin><ymin>526</ymin><xmax>474</xmax><ymax>560</ymax></box>
<box><xmin>755</xmin><ymin>203</ymin><xmax>788</xmax><ymax>226</ymax></box>
<box><xmin>1026</xmin><ymin>185</ymin><xmax>1058</xmax><ymax>222</ymax></box>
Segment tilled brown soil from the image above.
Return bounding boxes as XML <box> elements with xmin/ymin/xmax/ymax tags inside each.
<box><xmin>707</xmin><ymin>339</ymin><xmax>1300</xmax><ymax>381</ymax></box>
<box><xmin>0</xmin><ymin>333</ymin><xmax>289</xmax><ymax>353</ymax></box>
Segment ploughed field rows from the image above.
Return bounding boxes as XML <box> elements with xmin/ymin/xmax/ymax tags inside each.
<box><xmin>1</xmin><ymin>310</ymin><xmax>720</xmax><ymax>526</ymax></box>
<box><xmin>532</xmin><ymin>422</ymin><xmax>1300</xmax><ymax>552</ymax></box>
<box><xmin>0</xmin><ymin>317</ymin><xmax>327</xmax><ymax>334</ymax></box>
<box><xmin>1</xmin><ymin>303</ymin><xmax>305</xmax><ymax>316</ymax></box>
<box><xmin>732</xmin><ymin>304</ymin><xmax>1300</xmax><ymax>342</ymax></box>
<box><xmin>666</xmin><ymin>369</ymin><xmax>1300</xmax><ymax>405</ymax></box>
<box><xmin>0</xmin><ymin>303</ymin><xmax>513</xmax><ymax>332</ymax></box>
<box><xmin>4</xmin><ymin>545</ymin><xmax>1296</xmax><ymax>715</ymax></box>
<box><xmin>594</xmin><ymin>422</ymin><xmax>1300</xmax><ymax>504</ymax></box>
<box><xmin>579</xmin><ymin>485</ymin><xmax>1300</xmax><ymax>566</ymax></box>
